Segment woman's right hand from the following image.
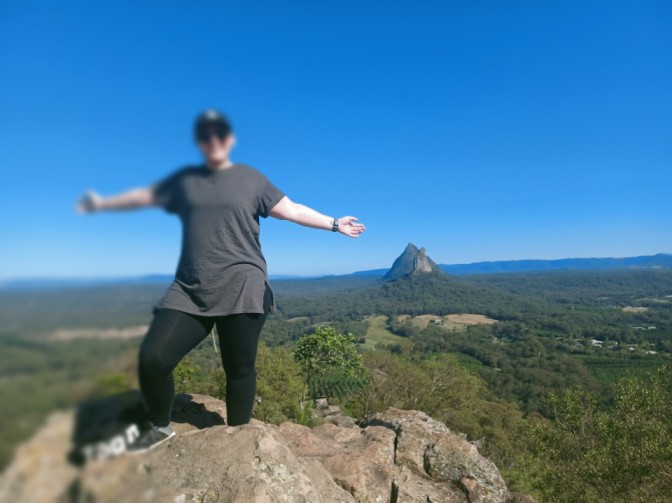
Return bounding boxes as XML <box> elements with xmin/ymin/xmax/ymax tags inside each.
<box><xmin>76</xmin><ymin>190</ymin><xmax>103</xmax><ymax>214</ymax></box>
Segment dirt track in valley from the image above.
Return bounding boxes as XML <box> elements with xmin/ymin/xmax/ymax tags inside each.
<box><xmin>42</xmin><ymin>326</ymin><xmax>148</xmax><ymax>341</ymax></box>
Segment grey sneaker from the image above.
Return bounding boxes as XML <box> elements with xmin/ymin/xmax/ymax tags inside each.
<box><xmin>127</xmin><ymin>426</ymin><xmax>175</xmax><ymax>454</ymax></box>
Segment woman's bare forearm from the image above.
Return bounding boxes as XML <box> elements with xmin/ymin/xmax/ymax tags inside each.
<box><xmin>101</xmin><ymin>188</ymin><xmax>155</xmax><ymax>210</ymax></box>
<box><xmin>278</xmin><ymin>202</ymin><xmax>334</xmax><ymax>230</ymax></box>
<box><xmin>269</xmin><ymin>196</ymin><xmax>366</xmax><ymax>238</ymax></box>
<box><xmin>76</xmin><ymin>187</ymin><xmax>155</xmax><ymax>213</ymax></box>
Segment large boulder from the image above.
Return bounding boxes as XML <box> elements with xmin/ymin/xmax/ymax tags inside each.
<box><xmin>277</xmin><ymin>422</ymin><xmax>396</xmax><ymax>502</ymax></box>
<box><xmin>360</xmin><ymin>408</ymin><xmax>510</xmax><ymax>503</ymax></box>
<box><xmin>73</xmin><ymin>422</ymin><xmax>355</xmax><ymax>502</ymax></box>
<box><xmin>0</xmin><ymin>394</ymin><xmax>514</xmax><ymax>503</ymax></box>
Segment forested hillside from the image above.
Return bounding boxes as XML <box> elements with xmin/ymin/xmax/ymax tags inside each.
<box><xmin>1</xmin><ymin>268</ymin><xmax>671</xmax><ymax>500</ymax></box>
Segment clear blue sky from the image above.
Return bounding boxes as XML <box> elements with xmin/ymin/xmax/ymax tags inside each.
<box><xmin>1</xmin><ymin>1</ymin><xmax>670</xmax><ymax>278</ymax></box>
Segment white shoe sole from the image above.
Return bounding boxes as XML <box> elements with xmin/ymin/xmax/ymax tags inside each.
<box><xmin>127</xmin><ymin>430</ymin><xmax>175</xmax><ymax>455</ymax></box>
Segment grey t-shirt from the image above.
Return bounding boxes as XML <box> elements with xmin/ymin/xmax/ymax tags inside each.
<box><xmin>151</xmin><ymin>163</ymin><xmax>285</xmax><ymax>316</ymax></box>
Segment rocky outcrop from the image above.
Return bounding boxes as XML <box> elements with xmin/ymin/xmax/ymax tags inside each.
<box><xmin>0</xmin><ymin>394</ymin><xmax>514</xmax><ymax>503</ymax></box>
<box><xmin>360</xmin><ymin>408</ymin><xmax>509</xmax><ymax>502</ymax></box>
<box><xmin>383</xmin><ymin>243</ymin><xmax>444</xmax><ymax>281</ymax></box>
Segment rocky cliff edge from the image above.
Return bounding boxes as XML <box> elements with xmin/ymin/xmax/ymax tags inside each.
<box><xmin>0</xmin><ymin>393</ymin><xmax>531</xmax><ymax>503</ymax></box>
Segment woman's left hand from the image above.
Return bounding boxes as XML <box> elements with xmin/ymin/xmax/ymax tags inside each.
<box><xmin>337</xmin><ymin>216</ymin><xmax>366</xmax><ymax>238</ymax></box>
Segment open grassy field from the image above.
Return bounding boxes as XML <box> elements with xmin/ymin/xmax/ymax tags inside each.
<box><xmin>360</xmin><ymin>315</ymin><xmax>407</xmax><ymax>350</ymax></box>
<box><xmin>361</xmin><ymin>313</ymin><xmax>498</xmax><ymax>350</ymax></box>
<box><xmin>287</xmin><ymin>316</ymin><xmax>310</xmax><ymax>323</ymax></box>
<box><xmin>397</xmin><ymin>313</ymin><xmax>498</xmax><ymax>332</ymax></box>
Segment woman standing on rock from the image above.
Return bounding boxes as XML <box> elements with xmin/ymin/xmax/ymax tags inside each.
<box><xmin>77</xmin><ymin>109</ymin><xmax>366</xmax><ymax>452</ymax></box>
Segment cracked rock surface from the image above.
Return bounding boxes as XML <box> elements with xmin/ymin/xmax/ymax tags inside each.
<box><xmin>360</xmin><ymin>408</ymin><xmax>510</xmax><ymax>502</ymax></box>
<box><xmin>1</xmin><ymin>395</ymin><xmax>513</xmax><ymax>503</ymax></box>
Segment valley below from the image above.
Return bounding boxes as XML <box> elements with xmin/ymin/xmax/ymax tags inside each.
<box><xmin>1</xmin><ymin>253</ymin><xmax>671</xmax><ymax>501</ymax></box>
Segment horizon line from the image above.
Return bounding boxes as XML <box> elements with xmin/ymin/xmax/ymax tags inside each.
<box><xmin>2</xmin><ymin>251</ymin><xmax>671</xmax><ymax>283</ymax></box>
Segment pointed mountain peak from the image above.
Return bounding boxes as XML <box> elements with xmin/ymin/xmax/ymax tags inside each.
<box><xmin>383</xmin><ymin>243</ymin><xmax>444</xmax><ymax>281</ymax></box>
<box><xmin>404</xmin><ymin>243</ymin><xmax>419</xmax><ymax>252</ymax></box>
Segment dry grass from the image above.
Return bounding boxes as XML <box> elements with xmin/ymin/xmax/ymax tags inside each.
<box><xmin>446</xmin><ymin>314</ymin><xmax>497</xmax><ymax>325</ymax></box>
<box><xmin>287</xmin><ymin>316</ymin><xmax>310</xmax><ymax>323</ymax></box>
<box><xmin>622</xmin><ymin>307</ymin><xmax>648</xmax><ymax>313</ymax></box>
<box><xmin>41</xmin><ymin>326</ymin><xmax>148</xmax><ymax>341</ymax></box>
<box><xmin>393</xmin><ymin>313</ymin><xmax>498</xmax><ymax>333</ymax></box>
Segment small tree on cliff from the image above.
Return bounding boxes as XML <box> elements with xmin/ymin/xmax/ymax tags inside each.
<box><xmin>294</xmin><ymin>326</ymin><xmax>367</xmax><ymax>402</ymax></box>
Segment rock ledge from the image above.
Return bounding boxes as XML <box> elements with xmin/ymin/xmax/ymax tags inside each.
<box><xmin>0</xmin><ymin>394</ymin><xmax>515</xmax><ymax>503</ymax></box>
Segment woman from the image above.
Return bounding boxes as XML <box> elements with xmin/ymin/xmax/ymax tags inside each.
<box><xmin>77</xmin><ymin>109</ymin><xmax>366</xmax><ymax>452</ymax></box>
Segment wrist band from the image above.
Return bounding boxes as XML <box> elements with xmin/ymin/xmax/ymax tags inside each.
<box><xmin>331</xmin><ymin>218</ymin><xmax>339</xmax><ymax>232</ymax></box>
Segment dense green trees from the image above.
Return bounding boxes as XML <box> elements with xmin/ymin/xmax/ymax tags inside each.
<box><xmin>526</xmin><ymin>367</ymin><xmax>672</xmax><ymax>502</ymax></box>
<box><xmin>254</xmin><ymin>344</ymin><xmax>309</xmax><ymax>424</ymax></box>
<box><xmin>294</xmin><ymin>326</ymin><xmax>367</xmax><ymax>399</ymax></box>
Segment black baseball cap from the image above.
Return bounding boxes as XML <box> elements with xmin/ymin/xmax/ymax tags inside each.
<box><xmin>194</xmin><ymin>109</ymin><xmax>233</xmax><ymax>140</ymax></box>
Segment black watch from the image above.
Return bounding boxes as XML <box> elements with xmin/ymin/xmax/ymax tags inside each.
<box><xmin>331</xmin><ymin>218</ymin><xmax>339</xmax><ymax>232</ymax></box>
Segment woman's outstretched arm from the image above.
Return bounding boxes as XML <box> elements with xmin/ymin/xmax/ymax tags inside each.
<box><xmin>268</xmin><ymin>196</ymin><xmax>366</xmax><ymax>238</ymax></box>
<box><xmin>76</xmin><ymin>187</ymin><xmax>156</xmax><ymax>213</ymax></box>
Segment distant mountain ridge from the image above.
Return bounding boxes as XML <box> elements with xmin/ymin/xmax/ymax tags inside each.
<box><xmin>438</xmin><ymin>253</ymin><xmax>672</xmax><ymax>275</ymax></box>
<box><xmin>0</xmin><ymin>275</ymin><xmax>174</xmax><ymax>292</ymax></box>
<box><xmin>2</xmin><ymin>253</ymin><xmax>670</xmax><ymax>291</ymax></box>
<box><xmin>353</xmin><ymin>252</ymin><xmax>672</xmax><ymax>277</ymax></box>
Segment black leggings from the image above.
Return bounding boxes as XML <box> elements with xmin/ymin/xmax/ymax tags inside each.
<box><xmin>138</xmin><ymin>290</ymin><xmax>269</xmax><ymax>427</ymax></box>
